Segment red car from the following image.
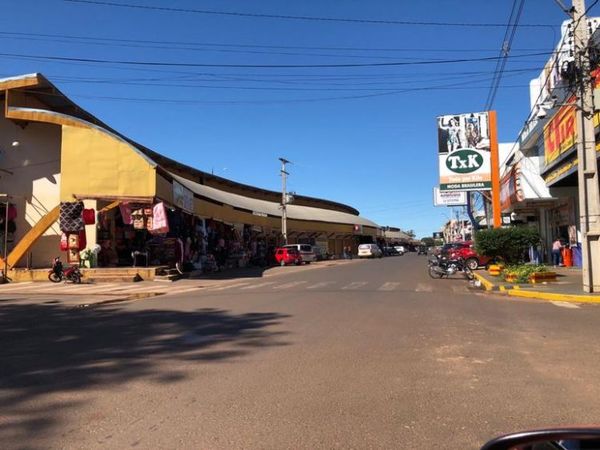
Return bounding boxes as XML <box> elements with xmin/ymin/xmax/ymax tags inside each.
<box><xmin>445</xmin><ymin>240</ymin><xmax>491</xmax><ymax>270</ymax></box>
<box><xmin>274</xmin><ymin>247</ymin><xmax>302</xmax><ymax>266</ymax></box>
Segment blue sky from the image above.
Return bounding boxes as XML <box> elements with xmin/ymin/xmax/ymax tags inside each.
<box><xmin>1</xmin><ymin>0</ymin><xmax>593</xmax><ymax>237</ymax></box>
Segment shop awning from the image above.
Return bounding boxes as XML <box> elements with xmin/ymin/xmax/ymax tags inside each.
<box><xmin>168</xmin><ymin>172</ymin><xmax>379</xmax><ymax>228</ymax></box>
<box><xmin>501</xmin><ymin>156</ymin><xmax>554</xmax><ymax>212</ymax></box>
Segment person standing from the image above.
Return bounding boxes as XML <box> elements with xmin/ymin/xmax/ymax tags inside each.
<box><xmin>552</xmin><ymin>238</ymin><xmax>563</xmax><ymax>267</ymax></box>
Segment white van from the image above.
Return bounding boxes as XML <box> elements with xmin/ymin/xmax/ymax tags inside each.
<box><xmin>358</xmin><ymin>244</ymin><xmax>383</xmax><ymax>258</ymax></box>
<box><xmin>283</xmin><ymin>244</ymin><xmax>317</xmax><ymax>263</ymax></box>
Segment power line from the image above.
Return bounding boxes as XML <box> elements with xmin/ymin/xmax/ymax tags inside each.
<box><xmin>0</xmin><ymin>50</ymin><xmax>554</xmax><ymax>69</ymax></box>
<box><xmin>0</xmin><ymin>31</ymin><xmax>555</xmax><ymax>54</ymax></box>
<box><xmin>23</xmin><ymin>82</ymin><xmax>534</xmax><ymax>106</ymax></box>
<box><xmin>484</xmin><ymin>0</ymin><xmax>526</xmax><ymax>110</ymax></box>
<box><xmin>63</xmin><ymin>0</ymin><xmax>557</xmax><ymax>28</ymax></box>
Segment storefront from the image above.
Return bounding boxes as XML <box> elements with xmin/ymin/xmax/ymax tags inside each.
<box><xmin>0</xmin><ymin>73</ymin><xmax>380</xmax><ymax>273</ymax></box>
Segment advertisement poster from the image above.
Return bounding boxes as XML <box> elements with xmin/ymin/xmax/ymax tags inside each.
<box><xmin>543</xmin><ymin>97</ymin><xmax>576</xmax><ymax>166</ymax></box>
<box><xmin>172</xmin><ymin>180</ymin><xmax>194</xmax><ymax>213</ymax></box>
<box><xmin>437</xmin><ymin>111</ymin><xmax>492</xmax><ymax>191</ymax></box>
<box><xmin>433</xmin><ymin>187</ymin><xmax>467</xmax><ymax>206</ymax></box>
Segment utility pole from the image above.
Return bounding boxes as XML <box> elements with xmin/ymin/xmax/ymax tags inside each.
<box><xmin>279</xmin><ymin>157</ymin><xmax>290</xmax><ymax>245</ymax></box>
<box><xmin>572</xmin><ymin>0</ymin><xmax>600</xmax><ymax>292</ymax></box>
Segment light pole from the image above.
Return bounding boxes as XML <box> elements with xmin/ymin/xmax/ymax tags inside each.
<box><xmin>572</xmin><ymin>0</ymin><xmax>600</xmax><ymax>292</ymax></box>
<box><xmin>1</xmin><ymin>194</ymin><xmax>9</xmax><ymax>283</ymax></box>
<box><xmin>279</xmin><ymin>157</ymin><xmax>290</xmax><ymax>245</ymax></box>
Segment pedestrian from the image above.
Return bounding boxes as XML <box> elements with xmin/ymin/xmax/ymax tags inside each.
<box><xmin>347</xmin><ymin>246</ymin><xmax>353</xmax><ymax>260</ymax></box>
<box><xmin>552</xmin><ymin>237</ymin><xmax>562</xmax><ymax>267</ymax></box>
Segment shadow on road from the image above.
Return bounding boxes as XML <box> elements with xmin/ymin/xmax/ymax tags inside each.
<box><xmin>0</xmin><ymin>304</ymin><xmax>289</xmax><ymax>445</ymax></box>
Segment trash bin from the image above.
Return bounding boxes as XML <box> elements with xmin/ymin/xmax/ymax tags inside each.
<box><xmin>562</xmin><ymin>247</ymin><xmax>573</xmax><ymax>267</ymax></box>
<box><xmin>572</xmin><ymin>244</ymin><xmax>582</xmax><ymax>267</ymax></box>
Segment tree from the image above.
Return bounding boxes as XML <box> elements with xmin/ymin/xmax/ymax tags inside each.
<box><xmin>421</xmin><ymin>237</ymin><xmax>435</xmax><ymax>247</ymax></box>
<box><xmin>474</xmin><ymin>227</ymin><xmax>540</xmax><ymax>264</ymax></box>
<box><xmin>405</xmin><ymin>229</ymin><xmax>416</xmax><ymax>238</ymax></box>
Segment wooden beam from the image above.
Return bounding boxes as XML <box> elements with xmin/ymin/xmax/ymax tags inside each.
<box><xmin>0</xmin><ymin>205</ymin><xmax>59</xmax><ymax>269</ymax></box>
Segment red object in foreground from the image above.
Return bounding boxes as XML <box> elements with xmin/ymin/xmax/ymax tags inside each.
<box><xmin>562</xmin><ymin>247</ymin><xmax>573</xmax><ymax>267</ymax></box>
<box><xmin>447</xmin><ymin>241</ymin><xmax>491</xmax><ymax>270</ymax></box>
<box><xmin>274</xmin><ymin>247</ymin><xmax>302</xmax><ymax>266</ymax></box>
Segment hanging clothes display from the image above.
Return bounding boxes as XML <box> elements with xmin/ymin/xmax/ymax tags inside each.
<box><xmin>119</xmin><ymin>203</ymin><xmax>133</xmax><ymax>225</ymax></box>
<box><xmin>82</xmin><ymin>208</ymin><xmax>96</xmax><ymax>225</ymax></box>
<box><xmin>7</xmin><ymin>204</ymin><xmax>16</xmax><ymax>221</ymax></box>
<box><xmin>131</xmin><ymin>209</ymin><xmax>145</xmax><ymax>230</ymax></box>
<box><xmin>59</xmin><ymin>201</ymin><xmax>84</xmax><ymax>232</ymax></box>
<box><xmin>150</xmin><ymin>202</ymin><xmax>169</xmax><ymax>235</ymax></box>
<box><xmin>60</xmin><ymin>233</ymin><xmax>68</xmax><ymax>251</ymax></box>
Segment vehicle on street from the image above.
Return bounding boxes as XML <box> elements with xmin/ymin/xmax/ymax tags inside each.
<box><xmin>358</xmin><ymin>243</ymin><xmax>383</xmax><ymax>258</ymax></box>
<box><xmin>48</xmin><ymin>257</ymin><xmax>82</xmax><ymax>283</ymax></box>
<box><xmin>312</xmin><ymin>245</ymin><xmax>325</xmax><ymax>261</ymax></box>
<box><xmin>481</xmin><ymin>427</ymin><xmax>600</xmax><ymax>450</ymax></box>
<box><xmin>383</xmin><ymin>246</ymin><xmax>400</xmax><ymax>256</ymax></box>
<box><xmin>283</xmin><ymin>244</ymin><xmax>316</xmax><ymax>263</ymax></box>
<box><xmin>393</xmin><ymin>245</ymin><xmax>406</xmax><ymax>255</ymax></box>
<box><xmin>428</xmin><ymin>255</ymin><xmax>474</xmax><ymax>280</ymax></box>
<box><xmin>274</xmin><ymin>247</ymin><xmax>302</xmax><ymax>266</ymax></box>
<box><xmin>444</xmin><ymin>240</ymin><xmax>491</xmax><ymax>270</ymax></box>
<box><xmin>417</xmin><ymin>245</ymin><xmax>428</xmax><ymax>255</ymax></box>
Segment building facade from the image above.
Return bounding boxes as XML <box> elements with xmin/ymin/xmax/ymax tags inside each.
<box><xmin>0</xmin><ymin>73</ymin><xmax>379</xmax><ymax>272</ymax></box>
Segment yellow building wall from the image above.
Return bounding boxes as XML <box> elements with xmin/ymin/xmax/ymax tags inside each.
<box><xmin>60</xmin><ymin>125</ymin><xmax>156</xmax><ymax>202</ymax></box>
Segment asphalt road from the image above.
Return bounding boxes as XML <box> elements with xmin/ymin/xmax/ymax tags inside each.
<box><xmin>2</xmin><ymin>254</ymin><xmax>600</xmax><ymax>449</ymax></box>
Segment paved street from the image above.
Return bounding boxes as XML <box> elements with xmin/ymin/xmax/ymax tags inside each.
<box><xmin>2</xmin><ymin>254</ymin><xmax>600</xmax><ymax>449</ymax></box>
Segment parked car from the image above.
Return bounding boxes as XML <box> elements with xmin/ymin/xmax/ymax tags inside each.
<box><xmin>283</xmin><ymin>244</ymin><xmax>316</xmax><ymax>263</ymax></box>
<box><xmin>393</xmin><ymin>245</ymin><xmax>406</xmax><ymax>255</ymax></box>
<box><xmin>358</xmin><ymin>243</ymin><xmax>383</xmax><ymax>258</ymax></box>
<box><xmin>444</xmin><ymin>241</ymin><xmax>491</xmax><ymax>270</ymax></box>
<box><xmin>383</xmin><ymin>246</ymin><xmax>399</xmax><ymax>256</ymax></box>
<box><xmin>274</xmin><ymin>247</ymin><xmax>302</xmax><ymax>266</ymax></box>
<box><xmin>312</xmin><ymin>246</ymin><xmax>325</xmax><ymax>261</ymax></box>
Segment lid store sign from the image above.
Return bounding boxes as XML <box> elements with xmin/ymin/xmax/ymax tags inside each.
<box><xmin>437</xmin><ymin>111</ymin><xmax>492</xmax><ymax>191</ymax></box>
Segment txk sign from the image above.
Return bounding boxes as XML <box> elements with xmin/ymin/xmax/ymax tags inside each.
<box><xmin>437</xmin><ymin>111</ymin><xmax>493</xmax><ymax>191</ymax></box>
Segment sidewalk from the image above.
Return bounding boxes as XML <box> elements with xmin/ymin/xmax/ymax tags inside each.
<box><xmin>473</xmin><ymin>266</ymin><xmax>600</xmax><ymax>303</ymax></box>
<box><xmin>0</xmin><ymin>258</ymin><xmax>364</xmax><ymax>308</ymax></box>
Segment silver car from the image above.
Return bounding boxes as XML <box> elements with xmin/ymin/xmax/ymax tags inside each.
<box><xmin>358</xmin><ymin>244</ymin><xmax>383</xmax><ymax>258</ymax></box>
<box><xmin>283</xmin><ymin>244</ymin><xmax>317</xmax><ymax>263</ymax></box>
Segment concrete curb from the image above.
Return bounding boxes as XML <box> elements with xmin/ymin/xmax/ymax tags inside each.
<box><xmin>507</xmin><ymin>289</ymin><xmax>600</xmax><ymax>303</ymax></box>
<box><xmin>473</xmin><ymin>272</ymin><xmax>600</xmax><ymax>304</ymax></box>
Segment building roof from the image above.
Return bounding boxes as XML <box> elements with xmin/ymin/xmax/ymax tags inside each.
<box><xmin>0</xmin><ymin>73</ymin><xmax>362</xmax><ymax>216</ymax></box>
<box><xmin>170</xmin><ymin>172</ymin><xmax>379</xmax><ymax>228</ymax></box>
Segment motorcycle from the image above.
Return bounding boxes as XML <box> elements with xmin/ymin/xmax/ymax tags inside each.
<box><xmin>48</xmin><ymin>257</ymin><xmax>82</xmax><ymax>284</ymax></box>
<box><xmin>428</xmin><ymin>255</ymin><xmax>474</xmax><ymax>280</ymax></box>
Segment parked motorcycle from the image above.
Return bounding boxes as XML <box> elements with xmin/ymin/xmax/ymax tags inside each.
<box><xmin>428</xmin><ymin>255</ymin><xmax>474</xmax><ymax>280</ymax></box>
<box><xmin>48</xmin><ymin>257</ymin><xmax>82</xmax><ymax>283</ymax></box>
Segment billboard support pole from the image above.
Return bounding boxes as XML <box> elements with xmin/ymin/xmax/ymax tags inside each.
<box><xmin>489</xmin><ymin>110</ymin><xmax>502</xmax><ymax>228</ymax></box>
<box><xmin>573</xmin><ymin>0</ymin><xmax>600</xmax><ymax>292</ymax></box>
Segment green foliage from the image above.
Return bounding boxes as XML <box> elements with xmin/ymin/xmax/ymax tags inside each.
<box><xmin>474</xmin><ymin>227</ymin><xmax>540</xmax><ymax>264</ymax></box>
<box><xmin>421</xmin><ymin>237</ymin><xmax>435</xmax><ymax>247</ymax></box>
<box><xmin>502</xmin><ymin>264</ymin><xmax>548</xmax><ymax>283</ymax></box>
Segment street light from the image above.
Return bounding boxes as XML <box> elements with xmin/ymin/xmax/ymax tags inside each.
<box><xmin>0</xmin><ymin>194</ymin><xmax>9</xmax><ymax>283</ymax></box>
<box><xmin>279</xmin><ymin>157</ymin><xmax>291</xmax><ymax>245</ymax></box>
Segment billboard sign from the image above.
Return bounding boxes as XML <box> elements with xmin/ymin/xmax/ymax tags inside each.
<box><xmin>172</xmin><ymin>180</ymin><xmax>194</xmax><ymax>213</ymax></box>
<box><xmin>437</xmin><ymin>111</ymin><xmax>492</xmax><ymax>191</ymax></box>
<box><xmin>543</xmin><ymin>97</ymin><xmax>577</xmax><ymax>166</ymax></box>
<box><xmin>433</xmin><ymin>187</ymin><xmax>467</xmax><ymax>206</ymax></box>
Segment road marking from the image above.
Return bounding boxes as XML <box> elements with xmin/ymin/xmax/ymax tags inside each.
<box><xmin>240</xmin><ymin>281</ymin><xmax>277</xmax><ymax>290</ymax></box>
<box><xmin>551</xmin><ymin>301</ymin><xmax>581</xmax><ymax>309</ymax></box>
<box><xmin>209</xmin><ymin>282</ymin><xmax>251</xmax><ymax>291</ymax></box>
<box><xmin>378</xmin><ymin>282</ymin><xmax>401</xmax><ymax>291</ymax></box>
<box><xmin>306</xmin><ymin>281</ymin><xmax>336</xmax><ymax>290</ymax></box>
<box><xmin>70</xmin><ymin>283</ymin><xmax>122</xmax><ymax>293</ymax></box>
<box><xmin>272</xmin><ymin>281</ymin><xmax>307</xmax><ymax>290</ymax></box>
<box><xmin>0</xmin><ymin>282</ymin><xmax>34</xmax><ymax>291</ymax></box>
<box><xmin>342</xmin><ymin>281</ymin><xmax>368</xmax><ymax>290</ymax></box>
<box><xmin>415</xmin><ymin>283</ymin><xmax>433</xmax><ymax>292</ymax></box>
